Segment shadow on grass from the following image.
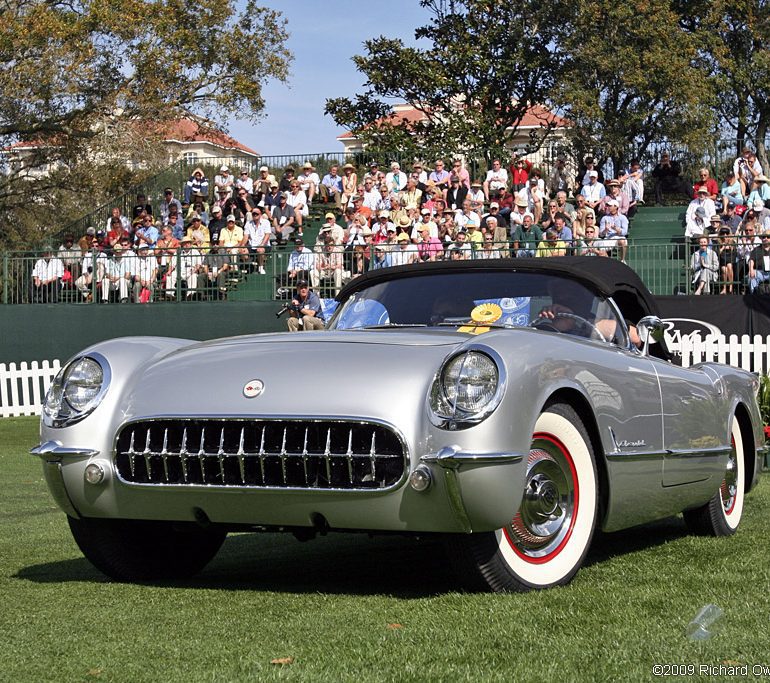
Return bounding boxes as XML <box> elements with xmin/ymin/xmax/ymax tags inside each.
<box><xmin>15</xmin><ymin>516</ymin><xmax>691</xmax><ymax>595</ymax></box>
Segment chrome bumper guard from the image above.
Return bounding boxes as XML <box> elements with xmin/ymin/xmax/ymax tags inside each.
<box><xmin>30</xmin><ymin>441</ymin><xmax>98</xmax><ymax>519</ymax></box>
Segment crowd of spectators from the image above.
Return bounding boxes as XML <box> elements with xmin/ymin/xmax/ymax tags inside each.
<box><xmin>27</xmin><ymin>149</ymin><xmax>770</xmax><ymax>303</ymax></box>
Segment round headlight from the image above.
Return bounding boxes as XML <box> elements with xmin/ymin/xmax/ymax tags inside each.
<box><xmin>42</xmin><ymin>354</ymin><xmax>110</xmax><ymax>427</ymax></box>
<box><xmin>429</xmin><ymin>350</ymin><xmax>503</xmax><ymax>427</ymax></box>
<box><xmin>63</xmin><ymin>357</ymin><xmax>103</xmax><ymax>412</ymax></box>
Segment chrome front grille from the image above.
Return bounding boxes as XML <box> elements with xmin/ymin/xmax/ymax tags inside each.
<box><xmin>114</xmin><ymin>419</ymin><xmax>406</xmax><ymax>490</ymax></box>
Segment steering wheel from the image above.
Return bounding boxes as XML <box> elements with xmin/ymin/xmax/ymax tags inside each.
<box><xmin>531</xmin><ymin>312</ymin><xmax>608</xmax><ymax>343</ymax></box>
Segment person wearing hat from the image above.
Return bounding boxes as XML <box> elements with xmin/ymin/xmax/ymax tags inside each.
<box><xmin>385</xmin><ymin>161</ymin><xmax>407</xmax><ymax>193</ymax></box>
<box><xmin>340</xmin><ymin>162</ymin><xmax>358</xmax><ymax>207</ymax></box>
<box><xmin>184</xmin><ymin>167</ymin><xmax>209</xmax><ymax>204</ymax></box>
<box><xmin>416</xmin><ymin>223</ymin><xmax>443</xmax><ymax>261</ymax></box>
<box><xmin>320</xmin><ymin>164</ymin><xmax>343</xmax><ymax>207</ymax></box>
<box><xmin>746</xmin><ymin>175</ymin><xmax>770</xmax><ymax>209</ymax></box>
<box><xmin>31</xmin><ymin>245</ymin><xmax>64</xmax><ymax>303</ymax></box>
<box><xmin>278</xmin><ymin>165</ymin><xmax>296</xmax><ymax>193</ymax></box>
<box><xmin>719</xmin><ymin>170</ymin><xmax>744</xmax><ymax>211</ymax></box>
<box><xmin>286</xmin><ymin>280</ymin><xmax>324</xmax><ymax>332</ymax></box>
<box><xmin>311</xmin><ymin>236</ymin><xmax>345</xmax><ymax>294</ymax></box>
<box><xmin>535</xmin><ymin>227</ymin><xmax>568</xmax><ymax>258</ymax></box>
<box><xmin>235</xmin><ymin>168</ymin><xmax>254</xmax><ymax>197</ymax></box>
<box><xmin>200</xmin><ymin>237</ymin><xmax>231</xmax><ymax>300</ymax></box>
<box><xmin>412</xmin><ymin>161</ymin><xmax>428</xmax><ymax>184</ymax></box>
<box><xmin>509</xmin><ymin>155</ymin><xmax>533</xmax><ymax>192</ymax></box>
<box><xmin>270</xmin><ymin>192</ymin><xmax>296</xmax><ymax>245</ymax></box>
<box><xmin>371</xmin><ymin>243</ymin><xmax>392</xmax><ymax>269</ymax></box>
<box><xmin>185</xmin><ymin>214</ymin><xmax>210</xmax><ymax>250</ymax></box>
<box><xmin>715</xmin><ymin>224</ymin><xmax>737</xmax><ymax>294</ymax></box>
<box><xmin>577</xmin><ymin>156</ymin><xmax>604</xmax><ymax>187</ymax></box>
<box><xmin>132</xmin><ymin>243</ymin><xmax>157</xmax><ymax>303</ymax></box>
<box><xmin>685</xmin><ymin>185</ymin><xmax>717</xmax><ymax>238</ymax></box>
<box><xmin>318</xmin><ymin>213</ymin><xmax>344</xmax><ymax>245</ymax></box>
<box><xmin>389</xmin><ymin>231</ymin><xmax>419</xmax><ymax>266</ymax></box>
<box><xmin>206</xmin><ymin>204</ymin><xmax>227</xmax><ymax>239</ymax></box>
<box><xmin>446</xmin><ymin>173</ymin><xmax>469</xmax><ymax>211</ymax></box>
<box><xmin>598</xmin><ymin>181</ymin><xmax>630</xmax><ymax>217</ymax></box>
<box><xmin>414</xmin><ymin>207</ymin><xmax>438</xmax><ymax>240</ymax></box>
<box><xmin>579</xmin><ymin>170</ymin><xmax>606</xmax><ymax>214</ymax></box>
<box><xmin>244</xmin><ymin>207</ymin><xmax>272</xmax><ymax>275</ymax></box>
<box><xmin>651</xmin><ymin>151</ymin><xmax>690</xmax><ymax>204</ymax></box>
<box><xmin>297</xmin><ymin>162</ymin><xmax>319</xmax><ymax>204</ymax></box>
<box><xmin>214</xmin><ymin>165</ymin><xmax>233</xmax><ymax>200</ymax></box>
<box><xmin>255</xmin><ymin>165</ymin><xmax>277</xmax><ymax>197</ymax></box>
<box><xmin>363</xmin><ymin>161</ymin><xmax>380</xmax><ymax>185</ymax></box>
<box><xmin>597</xmin><ymin>200</ymin><xmax>629</xmax><ymax>262</ymax></box>
<box><xmin>372</xmin><ymin>209</ymin><xmax>395</xmax><ymax>242</ymax></box>
<box><xmin>263</xmin><ymin>181</ymin><xmax>282</xmax><ymax>210</ymax></box>
<box><xmin>99</xmin><ymin>243</ymin><xmax>133</xmax><ymax>303</ymax></box>
<box><xmin>693</xmin><ymin>167</ymin><xmax>719</xmax><ymax>201</ymax></box>
<box><xmin>159</xmin><ymin>187</ymin><xmax>183</xmax><ymax>223</ymax></box>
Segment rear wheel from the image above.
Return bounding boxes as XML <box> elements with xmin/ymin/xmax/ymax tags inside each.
<box><xmin>68</xmin><ymin>516</ymin><xmax>227</xmax><ymax>581</ymax></box>
<box><xmin>683</xmin><ymin>418</ymin><xmax>745</xmax><ymax>536</ymax></box>
<box><xmin>450</xmin><ymin>403</ymin><xmax>598</xmax><ymax>592</ymax></box>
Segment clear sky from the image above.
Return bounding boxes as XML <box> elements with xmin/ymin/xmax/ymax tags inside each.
<box><xmin>227</xmin><ymin>0</ymin><xmax>431</xmax><ymax>156</ymax></box>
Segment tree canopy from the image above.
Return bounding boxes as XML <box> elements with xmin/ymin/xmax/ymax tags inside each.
<box><xmin>0</xmin><ymin>0</ymin><xmax>291</xmax><ymax>248</ymax></box>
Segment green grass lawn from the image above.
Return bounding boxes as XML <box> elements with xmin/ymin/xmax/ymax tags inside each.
<box><xmin>2</xmin><ymin>416</ymin><xmax>769</xmax><ymax>682</ymax></box>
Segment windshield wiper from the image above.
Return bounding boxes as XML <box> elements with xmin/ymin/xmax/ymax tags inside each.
<box><xmin>358</xmin><ymin>323</ymin><xmax>428</xmax><ymax>329</ymax></box>
<box><xmin>437</xmin><ymin>322</ymin><xmax>516</xmax><ymax>329</ymax></box>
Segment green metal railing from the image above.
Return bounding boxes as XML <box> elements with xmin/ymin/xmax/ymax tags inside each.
<box><xmin>1</xmin><ymin>238</ymin><xmax>730</xmax><ymax>305</ymax></box>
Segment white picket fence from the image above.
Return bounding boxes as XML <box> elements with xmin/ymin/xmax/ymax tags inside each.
<box><xmin>677</xmin><ymin>335</ymin><xmax>770</xmax><ymax>373</ymax></box>
<box><xmin>0</xmin><ymin>360</ymin><xmax>61</xmax><ymax>418</ymax></box>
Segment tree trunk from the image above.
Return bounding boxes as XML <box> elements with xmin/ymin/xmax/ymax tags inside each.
<box><xmin>735</xmin><ymin>120</ymin><xmax>748</xmax><ymax>158</ymax></box>
<box><xmin>756</xmin><ymin>113</ymin><xmax>769</xmax><ymax>178</ymax></box>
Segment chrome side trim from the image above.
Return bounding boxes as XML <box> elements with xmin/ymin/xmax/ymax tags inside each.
<box><xmin>606</xmin><ymin>445</ymin><xmax>731</xmax><ymax>461</ymax></box>
<box><xmin>443</xmin><ymin>469</ymin><xmax>472</xmax><ymax>533</ymax></box>
<box><xmin>421</xmin><ymin>445</ymin><xmax>524</xmax><ymax>469</ymax></box>
<box><xmin>31</xmin><ymin>441</ymin><xmax>100</xmax><ymax>458</ymax></box>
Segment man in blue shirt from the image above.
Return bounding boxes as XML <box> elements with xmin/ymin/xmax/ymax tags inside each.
<box><xmin>287</xmin><ymin>280</ymin><xmax>325</xmax><ymax>331</ymax></box>
<box><xmin>321</xmin><ymin>165</ymin><xmax>343</xmax><ymax>207</ymax></box>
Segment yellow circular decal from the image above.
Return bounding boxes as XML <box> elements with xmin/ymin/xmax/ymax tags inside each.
<box><xmin>470</xmin><ymin>303</ymin><xmax>502</xmax><ymax>324</ymax></box>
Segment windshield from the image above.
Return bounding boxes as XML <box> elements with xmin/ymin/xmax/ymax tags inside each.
<box><xmin>329</xmin><ymin>271</ymin><xmax>628</xmax><ymax>346</ymax></box>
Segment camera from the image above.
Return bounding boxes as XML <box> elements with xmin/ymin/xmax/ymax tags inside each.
<box><xmin>275</xmin><ymin>302</ymin><xmax>301</xmax><ymax>318</ymax></box>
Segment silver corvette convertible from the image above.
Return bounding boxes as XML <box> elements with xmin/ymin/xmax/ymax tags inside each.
<box><xmin>32</xmin><ymin>258</ymin><xmax>764</xmax><ymax>591</ymax></box>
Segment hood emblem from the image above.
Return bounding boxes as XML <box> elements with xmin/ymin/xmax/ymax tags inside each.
<box><xmin>243</xmin><ymin>379</ymin><xmax>264</xmax><ymax>398</ymax></box>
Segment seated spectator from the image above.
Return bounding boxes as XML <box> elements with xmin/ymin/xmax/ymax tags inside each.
<box><xmin>736</xmin><ymin>219</ymin><xmax>760</xmax><ymax>285</ymax></box>
<box><xmin>445</xmin><ymin>174</ymin><xmax>468</xmax><ymax>211</ymax></box>
<box><xmin>512</xmin><ymin>213</ymin><xmax>542</xmax><ymax>257</ymax></box>
<box><xmin>517</xmin><ymin>177</ymin><xmax>545</xmax><ymax>223</ymax></box>
<box><xmin>734</xmin><ymin>148</ymin><xmax>762</xmax><ymax>197</ymax></box>
<box><xmin>349</xmin><ymin>243</ymin><xmax>370</xmax><ymax>278</ymax></box>
<box><xmin>451</xmin><ymin>159</ymin><xmax>470</xmax><ymax>188</ymax></box>
<box><xmin>483</xmin><ymin>216</ymin><xmax>508</xmax><ymax>251</ymax></box>
<box><xmin>691</xmin><ymin>235</ymin><xmax>719</xmax><ymax>294</ymax></box>
<box><xmin>271</xmin><ymin>193</ymin><xmax>296</xmax><ymax>245</ymax></box>
<box><xmin>455</xmin><ymin>199</ymin><xmax>481</xmax><ymax>232</ymax></box>
<box><xmin>371</xmin><ymin>244</ymin><xmax>392</xmax><ymax>269</ymax></box>
<box><xmin>132</xmin><ymin>193</ymin><xmax>153</xmax><ymax>220</ymax></box>
<box><xmin>720</xmin><ymin>201</ymin><xmax>743</xmax><ymax>232</ymax></box>
<box><xmin>548</xmin><ymin>156</ymin><xmax>570</xmax><ymax>197</ymax></box>
<box><xmin>685</xmin><ymin>187</ymin><xmax>717</xmax><ymax>238</ymax></box>
<box><xmin>263</xmin><ymin>182</ymin><xmax>282</xmax><ymax>210</ymax></box>
<box><xmin>579</xmin><ymin>171</ymin><xmax>605</xmax><ymax>214</ymax></box>
<box><xmin>417</xmin><ymin>225</ymin><xmax>443</xmax><ymax>261</ymax></box>
<box><xmin>746</xmin><ymin>176</ymin><xmax>770</xmax><ymax>208</ymax></box>
<box><xmin>285</xmin><ymin>181</ymin><xmax>309</xmax><ymax>235</ymax></box>
<box><xmin>184</xmin><ymin>168</ymin><xmax>209</xmax><ymax>204</ymax></box>
<box><xmin>385</xmin><ymin>162</ymin><xmax>407</xmax><ymax>193</ymax></box>
<box><xmin>254</xmin><ymin>165</ymin><xmax>277</xmax><ymax>197</ymax></box>
<box><xmin>78</xmin><ymin>226</ymin><xmax>96</xmax><ymax>253</ymax></box>
<box><xmin>298</xmin><ymin>162</ymin><xmax>319</xmax><ymax>204</ymax></box>
<box><xmin>235</xmin><ymin>169</ymin><xmax>254</xmax><ymax>197</ymax></box>
<box><xmin>540</xmin><ymin>199</ymin><xmax>561</xmax><ymax>231</ymax></box>
<box><xmin>626</xmin><ymin>158</ymin><xmax>645</xmax><ymax>203</ymax></box>
<box><xmin>692</xmin><ymin>168</ymin><xmax>719</xmax><ymax>200</ymax></box>
<box><xmin>207</xmin><ymin>205</ymin><xmax>227</xmax><ymax>244</ymax></box>
<box><xmin>651</xmin><ymin>152</ymin><xmax>691</xmax><ymax>204</ymax></box>
<box><xmin>468</xmin><ymin>180</ymin><xmax>486</xmax><ymax>209</ymax></box>
<box><xmin>597</xmin><ymin>200</ymin><xmax>629</xmax><ymax>261</ymax></box>
<box><xmin>106</xmin><ymin>216</ymin><xmax>130</xmax><ymax>247</ymax></box>
<box><xmin>76</xmin><ymin>240</ymin><xmax>107</xmax><ymax>302</ymax></box>
<box><xmin>155</xmin><ymin>226</ymin><xmax>180</xmax><ymax>299</ymax></box>
<box><xmin>535</xmin><ymin>228</ymin><xmax>567</xmax><ymax>257</ymax></box>
<box><xmin>554</xmin><ymin>191</ymin><xmax>574</xmax><ymax>223</ymax></box>
<box><xmin>100</xmin><ymin>244</ymin><xmax>133</xmax><ymax>303</ymax></box>
<box><xmin>186</xmin><ymin>195</ymin><xmax>209</xmax><ymax>225</ymax></box>
<box><xmin>233</xmin><ymin>187</ymin><xmax>256</xmax><ymax>224</ymax></box>
<box><xmin>720</xmin><ymin>171</ymin><xmax>744</xmax><ymax>210</ymax></box>
<box><xmin>279</xmin><ymin>165</ymin><xmax>296</xmax><ymax>193</ymax></box>
<box><xmin>214</xmin><ymin>165</ymin><xmax>234</xmax><ymax>200</ymax></box>
<box><xmin>286</xmin><ymin>280</ymin><xmax>325</xmax><ymax>332</ymax></box>
<box><xmin>412</xmin><ymin>161</ymin><xmax>428</xmax><ymax>184</ymax></box>
<box><xmin>185</xmin><ymin>215</ymin><xmax>210</xmax><ymax>250</ymax></box>
<box><xmin>31</xmin><ymin>246</ymin><xmax>64</xmax><ymax>303</ymax></box>
<box><xmin>105</xmin><ymin>207</ymin><xmax>131</xmax><ymax>233</ymax></box>
<box><xmin>483</xmin><ymin>158</ymin><xmax>508</xmax><ymax>200</ymax></box>
<box><xmin>452</xmin><ymin>230</ymin><xmax>473</xmax><ymax>259</ymax></box>
<box><xmin>599</xmin><ymin>180</ymin><xmax>630</xmax><ymax>216</ymax></box>
<box><xmin>553</xmin><ymin>213</ymin><xmax>574</xmax><ymax>251</ymax></box>
<box><xmin>341</xmin><ymin>163</ymin><xmax>358</xmax><ymax>207</ymax></box>
<box><xmin>200</xmin><ymin>239</ymin><xmax>231</xmax><ymax>300</ymax></box>
<box><xmin>429</xmin><ymin>159</ymin><xmax>451</xmax><ymax>190</ymax></box>
<box><xmin>133</xmin><ymin>215</ymin><xmax>159</xmax><ymax>248</ymax></box>
<box><xmin>244</xmin><ymin>208</ymin><xmax>272</xmax><ymax>275</ymax></box>
<box><xmin>219</xmin><ymin>215</ymin><xmax>248</xmax><ymax>268</ymax></box>
<box><xmin>577</xmin><ymin>155</ymin><xmax>603</xmax><ymax>186</ymax></box>
<box><xmin>577</xmin><ymin>224</ymin><xmax>608</xmax><ymax>257</ymax></box>
<box><xmin>159</xmin><ymin>188</ymin><xmax>183</xmax><ymax>221</ymax></box>
<box><xmin>390</xmin><ymin>233</ymin><xmax>420</xmax><ymax>266</ymax></box>
<box><xmin>477</xmin><ymin>233</ymin><xmax>503</xmax><ymax>259</ymax></box>
<box><xmin>165</xmin><ymin>204</ymin><xmax>184</xmax><ymax>239</ymax></box>
<box><xmin>320</xmin><ymin>165</ymin><xmax>343</xmax><ymax>207</ymax></box>
<box><xmin>509</xmin><ymin>155</ymin><xmax>532</xmax><ymax>192</ymax></box>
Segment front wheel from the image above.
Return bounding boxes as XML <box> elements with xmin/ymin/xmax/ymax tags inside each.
<box><xmin>449</xmin><ymin>403</ymin><xmax>598</xmax><ymax>592</ymax></box>
<box><xmin>68</xmin><ymin>516</ymin><xmax>227</xmax><ymax>582</ymax></box>
<box><xmin>683</xmin><ymin>418</ymin><xmax>745</xmax><ymax>536</ymax></box>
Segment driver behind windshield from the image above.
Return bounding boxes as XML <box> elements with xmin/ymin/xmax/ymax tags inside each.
<box><xmin>537</xmin><ymin>284</ymin><xmax>641</xmax><ymax>347</ymax></box>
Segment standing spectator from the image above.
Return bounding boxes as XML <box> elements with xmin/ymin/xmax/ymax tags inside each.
<box><xmin>100</xmin><ymin>244</ymin><xmax>132</xmax><ymax>303</ymax></box>
<box><xmin>159</xmin><ymin>188</ymin><xmax>183</xmax><ymax>221</ymax></box>
<box><xmin>298</xmin><ymin>162</ymin><xmax>319</xmax><ymax>204</ymax></box>
<box><xmin>200</xmin><ymin>239</ymin><xmax>231</xmax><ymax>300</ymax></box>
<box><xmin>58</xmin><ymin>233</ymin><xmax>80</xmax><ymax>282</ymax></box>
<box><xmin>320</xmin><ymin>164</ymin><xmax>343</xmax><ymax>207</ymax></box>
<box><xmin>132</xmin><ymin>245</ymin><xmax>157</xmax><ymax>303</ymax></box>
<box><xmin>31</xmin><ymin>246</ymin><xmax>64</xmax><ymax>303</ymax></box>
<box><xmin>184</xmin><ymin>168</ymin><xmax>209</xmax><ymax>204</ymax></box>
<box><xmin>626</xmin><ymin>158</ymin><xmax>645</xmax><ymax>203</ymax></box>
<box><xmin>691</xmin><ymin>235</ymin><xmax>719</xmax><ymax>294</ymax></box>
<box><xmin>651</xmin><ymin>152</ymin><xmax>691</xmax><ymax>204</ymax></box>
<box><xmin>214</xmin><ymin>165</ymin><xmax>234</xmax><ymax>199</ymax></box>
<box><xmin>483</xmin><ymin>159</ymin><xmax>508</xmax><ymax>200</ymax></box>
<box><xmin>509</xmin><ymin>155</ymin><xmax>532</xmax><ymax>192</ymax></box>
<box><xmin>716</xmin><ymin>226</ymin><xmax>737</xmax><ymax>294</ymax></box>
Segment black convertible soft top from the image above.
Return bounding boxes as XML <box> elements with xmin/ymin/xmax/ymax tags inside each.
<box><xmin>336</xmin><ymin>257</ymin><xmax>659</xmax><ymax>324</ymax></box>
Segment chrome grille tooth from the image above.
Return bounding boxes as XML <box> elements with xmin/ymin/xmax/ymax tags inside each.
<box><xmin>369</xmin><ymin>431</ymin><xmax>377</xmax><ymax>481</ymax></box>
<box><xmin>142</xmin><ymin>428</ymin><xmax>152</xmax><ymax>481</ymax></box>
<box><xmin>280</xmin><ymin>427</ymin><xmax>288</xmax><ymax>486</ymax></box>
<box><xmin>258</xmin><ymin>426</ymin><xmax>266</xmax><ymax>484</ymax></box>
<box><xmin>302</xmin><ymin>427</ymin><xmax>309</xmax><ymax>487</ymax></box>
<box><xmin>324</xmin><ymin>428</ymin><xmax>332</xmax><ymax>484</ymax></box>
<box><xmin>198</xmin><ymin>427</ymin><xmax>206</xmax><ymax>482</ymax></box>
<box><xmin>160</xmin><ymin>428</ymin><xmax>170</xmax><ymax>482</ymax></box>
<box><xmin>179</xmin><ymin>427</ymin><xmax>189</xmax><ymax>483</ymax></box>
<box><xmin>346</xmin><ymin>428</ymin><xmax>354</xmax><ymax>484</ymax></box>
<box><xmin>237</xmin><ymin>427</ymin><xmax>246</xmax><ymax>485</ymax></box>
<box><xmin>217</xmin><ymin>425</ymin><xmax>226</xmax><ymax>483</ymax></box>
<box><xmin>127</xmin><ymin>429</ymin><xmax>136</xmax><ymax>478</ymax></box>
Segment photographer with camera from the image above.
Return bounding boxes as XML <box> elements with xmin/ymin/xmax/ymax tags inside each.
<box><xmin>284</xmin><ymin>280</ymin><xmax>324</xmax><ymax>332</ymax></box>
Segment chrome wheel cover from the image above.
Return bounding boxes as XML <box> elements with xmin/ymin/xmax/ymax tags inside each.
<box><xmin>720</xmin><ymin>437</ymin><xmax>738</xmax><ymax>514</ymax></box>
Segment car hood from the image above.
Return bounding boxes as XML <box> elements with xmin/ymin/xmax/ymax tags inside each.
<box><xmin>120</xmin><ymin>330</ymin><xmax>470</xmax><ymax>423</ymax></box>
